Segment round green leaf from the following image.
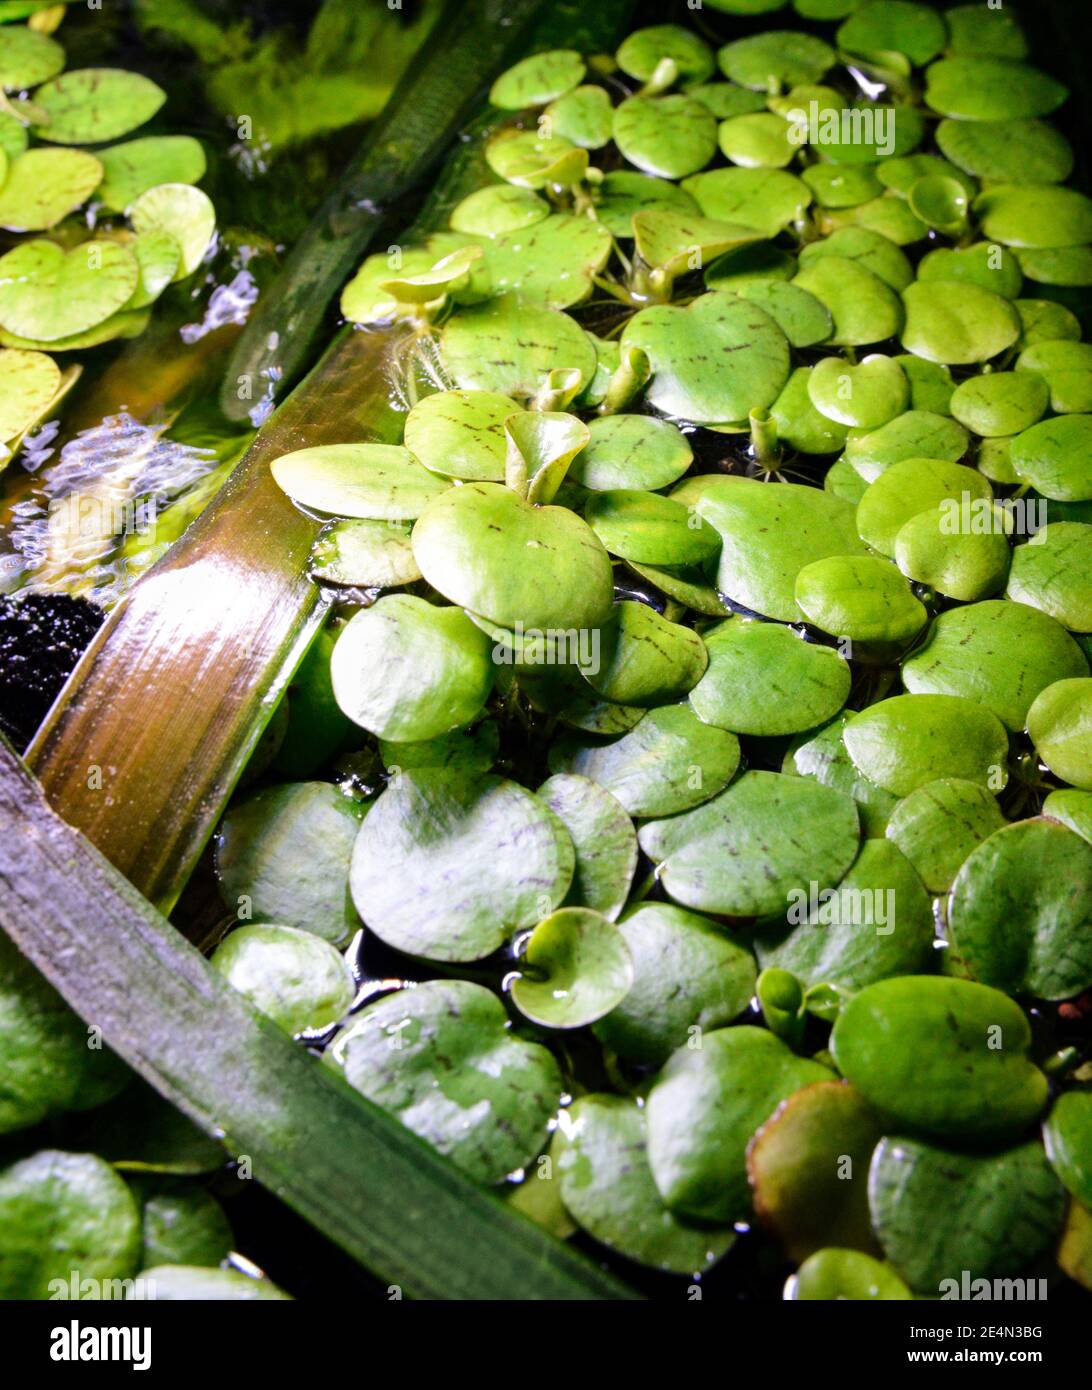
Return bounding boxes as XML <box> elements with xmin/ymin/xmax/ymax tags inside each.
<box><xmin>705</xmin><ymin>239</ymin><xmax>797</xmax><ymax>289</ymax></box>
<box><xmin>902</xmin><ymin>600</ymin><xmax>1087</xmax><ymax>731</ymax></box>
<box><xmin>856</xmin><ymin>456</ymin><xmax>992</xmax><ymax>556</ymax></box>
<box><xmin>950</xmin><ymin>371</ymin><xmax>1047</xmax><ymax>438</ymax></box>
<box><xmin>350</xmin><ymin>769</ymin><xmax>574</xmax><ymax>961</ymax></box>
<box><xmin>718</xmin><ymin>111</ymin><xmax>795</xmax><ymax>168</ymax></box>
<box><xmin>1010</xmin><ymin>415</ymin><xmax>1092</xmax><ymax>502</ymax></box>
<box><xmin>844</xmin><ymin>410</ymin><xmax>968</xmax><ymax>483</ymax></box>
<box><xmin>917</xmin><ymin>243</ymin><xmax>1024</xmax><ymax>302</ymax></box>
<box><xmin>646</xmin><ymin>1025</ymin><xmax>832</xmax><ymax>1221</ymax></box>
<box><xmin>802</xmin><ymin>161</ymin><xmax>883</xmax><ymax>210</ymax></box>
<box><xmin>403</xmin><ymin>388</ymin><xmax>516</xmax><ymax>483</ymax></box>
<box><xmin>843</xmin><ymin>694</ymin><xmax>1009</xmax><ymax>796</ymax></box>
<box><xmin>584</xmin><ymin>489</ymin><xmax>718</xmax><ymax>566</ymax></box>
<box><xmin>558</xmin><ymin>1095</ymin><xmax>735</xmax><ymax>1273</ymax></box>
<box><xmin>621</xmin><ymin>290</ymin><xmax>789</xmax><ymax>425</ymax></box>
<box><xmin>1028</xmin><ymin>677</ymin><xmax>1092</xmax><ymax>790</ymax></box>
<box><xmin>543</xmin><ymin>84</ymin><xmax>613</xmax><ymax>149</ymax></box>
<box><xmin>886</xmin><ymin>778</ymin><xmax>1006</xmax><ymax>892</ymax></box>
<box><xmin>569</xmin><ymin>413</ymin><xmax>692</xmax><ymax>492</ymax></box>
<box><xmin>463</xmin><ymin>213</ymin><xmax>610</xmax><ymax>310</ymax></box>
<box><xmin>214</xmin><ymin>782</ymin><xmax>363</xmax><ymax>945</ymax></box>
<box><xmin>807</xmin><ymin>354</ymin><xmax>908</xmax><ymax>429</ymax></box>
<box><xmin>1006</xmin><ymin>522</ymin><xmax>1092</xmax><ymax>631</ymax></box>
<box><xmin>449</xmin><ymin>184</ymin><xmax>549</xmax><ymax>237</ymax></box>
<box><xmin>580</xmin><ymin>600</ymin><xmax>708</xmax><ymax>708</ymax></box>
<box><xmin>440</xmin><ymin>295</ymin><xmax>596</xmax><ymax>398</ymax></box>
<box><xmin>32</xmin><ymin>68</ymin><xmax>166</xmax><ymax>143</ymax></box>
<box><xmin>134</xmin><ymin>1267</ymin><xmax>288</xmax><ymax>1300</ymax></box>
<box><xmin>869</xmin><ymin>1136</ymin><xmax>1065</xmax><ymax>1293</ymax></box>
<box><xmin>1016</xmin><ymin>340</ymin><xmax>1092</xmax><ymax>414</ymax></box>
<box><xmin>0</xmin><ymin>1151</ymin><xmax>141</xmax><ymax>1299</ymax></box>
<box><xmin>682</xmin><ymin>167</ymin><xmax>812</xmax><ymax>236</ymax></box>
<box><xmin>0</xmin><ymin>24</ymin><xmax>63</xmax><ymax>89</ymax></box>
<box><xmin>937</xmin><ymin>117</ymin><xmax>1073</xmax><ymax>184</ymax></box>
<box><xmin>309</xmin><ymin>518</ymin><xmax>419</xmax><ymax>588</ymax></box>
<box><xmin>139</xmin><ymin>1187</ymin><xmax>232</xmax><ymax>1270</ymax></box>
<box><xmin>718</xmin><ymin>30</ymin><xmax>834</xmax><ymax>91</ymax></box>
<box><xmin>837</xmin><ymin>1</ymin><xmax>946</xmax><ymax>66</ymax></box>
<box><xmin>211</xmin><ymin>923</ymin><xmax>354</xmax><ymax>1034</ymax></box>
<box><xmin>877</xmin><ymin>153</ymin><xmax>976</xmax><ymax>199</ymax></box>
<box><xmin>548</xmin><ymin>702</ymin><xmax>741</xmax><ymax>818</ymax></box>
<box><xmin>0</xmin><ymin>237</ymin><xmax>136</xmax><ymax>342</ymax></box>
<box><xmin>976</xmin><ymin>184</ymin><xmax>1092</xmax><ymax>251</ymax></box>
<box><xmin>673</xmin><ymin>474</ymin><xmax>866</xmax><ymax>621</ymax></box>
<box><xmin>945</xmin><ymin>2</ymin><xmax>1028</xmax><ymax>59</ymax></box>
<box><xmin>795</xmin><ymin>554</ymin><xmax>926</xmax><ymax>644</ymax></box>
<box><xmin>830</xmin><ymin>976</ymin><xmax>1049</xmax><ymax>1141</ymax></box>
<box><xmin>330</xmin><ymin>595</ymin><xmax>493</xmax><ymax>742</ymax></box>
<box><xmin>639</xmin><ymin>769</ymin><xmax>860</xmax><ymax>918</ymax></box>
<box><xmin>689</xmin><ymin>616</ymin><xmax>850</xmax><ymax>735</ymax></box>
<box><xmin>900</xmin><ymin>280</ymin><xmax>1020</xmax><ymax>365</ymax></box>
<box><xmin>924</xmin><ymin>58</ymin><xmax>1066</xmax><ymax>121</ymax></box>
<box><xmin>129</xmin><ymin>183</ymin><xmax>215</xmax><ymax>279</ymax></box>
<box><xmin>613</xmin><ymin>93</ymin><xmax>717</xmax><ymax>179</ymax></box>
<box><xmin>786</xmin><ymin>1248</ymin><xmax>911</xmax><ymax>1300</ymax></box>
<box><xmin>0</xmin><ymin>346</ymin><xmax>59</xmax><ymax>441</ymax></box>
<box><xmin>327</xmin><ymin>979</ymin><xmax>563</xmax><ymax>1182</ymax></box>
<box><xmin>690</xmin><ymin>81</ymin><xmax>768</xmax><ymax>118</ymax></box>
<box><xmin>94</xmin><ymin>135</ymin><xmax>207</xmax><ymax>212</ymax></box>
<box><xmin>793</xmin><ymin>257</ymin><xmax>903</xmax><ymax>347</ymax></box>
<box><xmin>511</xmin><ymin>908</ymin><xmax>632</xmax><ymax>1029</ymax></box>
<box><xmin>1043</xmin><ymin>788</ymin><xmax>1092</xmax><ymax>844</ymax></box>
<box><xmin>749</xmin><ymin>1080</ymin><xmax>884</xmax><ymax>1262</ymax></box>
<box><xmin>593</xmin><ymin>903</ymin><xmax>756</xmax><ymax>1065</ymax></box>
<box><xmin>1015</xmin><ymin>245</ymin><xmax>1092</xmax><ymax>288</ymax></box>
<box><xmin>0</xmin><ymin>932</ymin><xmax>127</xmax><ymax>1135</ymax></box>
<box><xmin>412</xmin><ymin>480</ymin><xmax>612</xmax><ymax>632</ymax></box>
<box><xmin>617</xmin><ymin>24</ymin><xmax>714</xmax><ymax>86</ymax></box>
<box><xmin>271</xmin><ymin>442</ymin><xmax>448</xmax><ymax>520</ymax></box>
<box><xmin>489</xmin><ymin>49</ymin><xmax>585</xmax><ymax>109</ymax></box>
<box><xmin>948</xmin><ymin>817</ymin><xmax>1092</xmax><ymax>998</ymax></box>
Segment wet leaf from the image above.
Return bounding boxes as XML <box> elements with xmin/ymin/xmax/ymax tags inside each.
<box><xmin>718</xmin><ymin>30</ymin><xmax>834</xmax><ymax>91</ymax></box>
<box><xmin>837</xmin><ymin>1</ymin><xmax>946</xmax><ymax>66</ymax></box>
<box><xmin>843</xmin><ymin>693</ymin><xmax>1009</xmax><ymax>796</ymax></box>
<box><xmin>807</xmin><ymin>354</ymin><xmax>908</xmax><ymax>429</ymax></box>
<box><xmin>95</xmin><ymin>135</ymin><xmax>206</xmax><ymax>212</ymax></box>
<box><xmin>211</xmin><ymin>923</ymin><xmax>354</xmax><ymax>1035</ymax></box>
<box><xmin>688</xmin><ymin>616</ymin><xmax>851</xmax><ymax>735</ymax></box>
<box><xmin>489</xmin><ymin>49</ymin><xmax>585</xmax><ymax>110</ymax></box>
<box><xmin>682</xmin><ymin>166</ymin><xmax>811</xmax><ymax>236</ymax></box>
<box><xmin>449</xmin><ymin>184</ymin><xmax>549</xmax><ymax>236</ymax></box>
<box><xmin>886</xmin><ymin>778</ymin><xmax>1006</xmax><ymax>892</ymax></box>
<box><xmin>1006</xmin><ymin>523</ymin><xmax>1092</xmax><ymax>631</ymax></box>
<box><xmin>785</xmin><ymin>712</ymin><xmax>898</xmax><ymax>837</ymax></box>
<box><xmin>785</xmin><ymin>1248</ymin><xmax>910</xmax><ymax>1300</ymax></box>
<box><xmin>349</xmin><ymin>769</ymin><xmax>574</xmax><ymax>962</ymax></box>
<box><xmin>844</xmin><ymin>409</ymin><xmax>968</xmax><ymax>482</ymax></box>
<box><xmin>536</xmin><ymin>773</ymin><xmax>637</xmax><ymax>921</ymax></box>
<box><xmin>511</xmin><ymin>908</ymin><xmax>633</xmax><ymax>1028</ymax></box>
<box><xmin>327</xmin><ymin>980</ymin><xmax>563</xmax><ymax>1182</ymax></box>
<box><xmin>591</xmin><ymin>170</ymin><xmax>700</xmax><ymax>239</ymax></box>
<box><xmin>271</xmin><ymin>442</ymin><xmax>449</xmax><ymax>520</ymax></box>
<box><xmin>902</xmin><ymin>600</ymin><xmax>1087</xmax><ymax>731</ymax></box>
<box><xmin>613</xmin><ymin>93</ymin><xmax>717</xmax><ymax>180</ymax></box>
<box><xmin>0</xmin><ymin>23</ymin><xmax>63</xmax><ymax>88</ymax></box>
<box><xmin>1027</xmin><ymin>678</ymin><xmax>1092</xmax><ymax>791</ymax></box>
<box><xmin>440</xmin><ymin>295</ymin><xmax>597</xmax><ymax>398</ymax></box>
<box><xmin>617</xmin><ymin>24</ymin><xmax>714</xmax><ymax>87</ymax></box>
<box><xmin>830</xmin><ymin>976</ymin><xmax>1049</xmax><ymax>1141</ymax></box>
<box><xmin>214</xmin><ymin>782</ymin><xmax>363</xmax><ymax>945</ymax></box>
<box><xmin>924</xmin><ymin>58</ymin><xmax>1066</xmax><ymax>121</ymax></box>
<box><xmin>548</xmin><ymin>702</ymin><xmax>740</xmax><ymax>818</ymax></box>
<box><xmin>593</xmin><ymin>903</ymin><xmax>756</xmax><ymax>1064</ymax></box>
<box><xmin>855</xmin><ymin>456</ymin><xmax>992</xmax><ymax>556</ymax></box>
<box><xmin>31</xmin><ymin>67</ymin><xmax>166</xmax><ymax>143</ymax></box>
<box><xmin>569</xmin><ymin>413</ymin><xmax>692</xmax><ymax>492</ymax></box>
<box><xmin>1043</xmin><ymin>1091</ymin><xmax>1092</xmax><ymax>1207</ymax></box>
<box><xmin>795</xmin><ymin>553</ymin><xmax>926</xmax><ymax>644</ymax></box>
<box><xmin>749</xmin><ymin>1080</ymin><xmax>884</xmax><ymax>1261</ymax></box>
<box><xmin>646</xmin><ymin>1025</ymin><xmax>832</xmax><ymax>1222</ymax></box>
<box><xmin>1010</xmin><ymin>415</ymin><xmax>1092</xmax><ymax>502</ymax></box>
<box><xmin>639</xmin><ymin>769</ymin><xmax>860</xmax><ymax>918</ymax></box>
<box><xmin>869</xmin><ymin>1136</ymin><xmax>1065</xmax><ymax>1293</ymax></box>
<box><xmin>0</xmin><ymin>1150</ymin><xmax>141</xmax><ymax>1299</ymax></box>
<box><xmin>900</xmin><ymin>280</ymin><xmax>1020</xmax><ymax>365</ymax></box>
<box><xmin>673</xmin><ymin>474</ymin><xmax>867</xmax><ymax>621</ymax></box>
<box><xmin>793</xmin><ymin>257</ymin><xmax>903</xmax><ymax>347</ymax></box>
<box><xmin>937</xmin><ymin>117</ymin><xmax>1073</xmax><ymax>184</ymax></box>
<box><xmin>0</xmin><ymin>237</ymin><xmax>136</xmax><ymax>341</ymax></box>
<box><xmin>129</xmin><ymin>183</ymin><xmax>216</xmax><ymax>279</ymax></box>
<box><xmin>0</xmin><ymin>345</ymin><xmax>58</xmax><ymax>442</ymax></box>
<box><xmin>558</xmin><ymin>1095</ymin><xmax>735</xmax><ymax>1273</ymax></box>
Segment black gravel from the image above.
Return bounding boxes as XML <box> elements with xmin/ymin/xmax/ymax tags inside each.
<box><xmin>0</xmin><ymin>594</ymin><xmax>105</xmax><ymax>750</ymax></box>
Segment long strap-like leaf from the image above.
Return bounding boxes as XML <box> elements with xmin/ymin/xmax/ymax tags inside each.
<box><xmin>0</xmin><ymin>741</ymin><xmax>636</xmax><ymax>1300</ymax></box>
